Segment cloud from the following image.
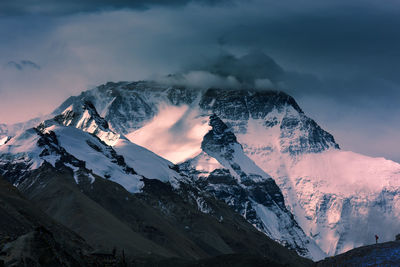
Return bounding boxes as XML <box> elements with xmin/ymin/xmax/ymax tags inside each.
<box><xmin>170</xmin><ymin>50</ymin><xmax>323</xmax><ymax>94</ymax></box>
<box><xmin>0</xmin><ymin>0</ymin><xmax>228</xmax><ymax>15</ymax></box>
<box><xmin>159</xmin><ymin>50</ymin><xmax>285</xmax><ymax>89</ymax></box>
<box><xmin>158</xmin><ymin>71</ymin><xmax>241</xmax><ymax>89</ymax></box>
<box><xmin>254</xmin><ymin>78</ymin><xmax>274</xmax><ymax>90</ymax></box>
<box><xmin>5</xmin><ymin>60</ymin><xmax>41</xmax><ymax>71</ymax></box>
<box><xmin>0</xmin><ymin>0</ymin><xmax>399</xmax><ymax>162</ymax></box>
<box><xmin>184</xmin><ymin>50</ymin><xmax>285</xmax><ymax>85</ymax></box>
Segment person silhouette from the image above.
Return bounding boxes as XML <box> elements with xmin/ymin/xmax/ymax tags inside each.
<box><xmin>375</xmin><ymin>234</ymin><xmax>379</xmax><ymax>244</ymax></box>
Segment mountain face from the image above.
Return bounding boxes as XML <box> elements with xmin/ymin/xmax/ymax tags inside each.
<box><xmin>178</xmin><ymin>114</ymin><xmax>323</xmax><ymax>258</ymax></box>
<box><xmin>0</xmin><ymin>101</ymin><xmax>180</xmax><ymax>193</ymax></box>
<box><xmin>52</xmin><ymin>83</ymin><xmax>324</xmax><ymax>258</ymax></box>
<box><xmin>40</xmin><ymin>80</ymin><xmax>400</xmax><ymax>258</ymax></box>
<box><xmin>1</xmin><ymin>80</ymin><xmax>400</xmax><ymax>261</ymax></box>
<box><xmin>0</xmin><ymin>95</ymin><xmax>312</xmax><ymax>266</ymax></box>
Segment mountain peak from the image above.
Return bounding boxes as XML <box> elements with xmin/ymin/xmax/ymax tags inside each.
<box><xmin>52</xmin><ymin>100</ymin><xmax>120</xmax><ymax>146</ymax></box>
<box><xmin>208</xmin><ymin>113</ymin><xmax>232</xmax><ymax>136</ymax></box>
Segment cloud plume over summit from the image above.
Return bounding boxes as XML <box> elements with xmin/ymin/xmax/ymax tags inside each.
<box><xmin>159</xmin><ymin>50</ymin><xmax>285</xmax><ymax>90</ymax></box>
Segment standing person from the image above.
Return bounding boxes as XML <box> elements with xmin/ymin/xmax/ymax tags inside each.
<box><xmin>375</xmin><ymin>234</ymin><xmax>379</xmax><ymax>244</ymax></box>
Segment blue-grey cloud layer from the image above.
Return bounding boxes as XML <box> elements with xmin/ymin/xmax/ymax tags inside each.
<box><xmin>0</xmin><ymin>0</ymin><xmax>399</xmax><ymax>161</ymax></box>
<box><xmin>0</xmin><ymin>0</ymin><xmax>226</xmax><ymax>15</ymax></box>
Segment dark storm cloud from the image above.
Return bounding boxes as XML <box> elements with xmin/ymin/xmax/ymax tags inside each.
<box><xmin>0</xmin><ymin>0</ymin><xmax>227</xmax><ymax>15</ymax></box>
<box><xmin>213</xmin><ymin>3</ymin><xmax>400</xmax><ymax>85</ymax></box>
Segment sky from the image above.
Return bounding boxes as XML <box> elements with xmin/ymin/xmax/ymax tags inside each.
<box><xmin>0</xmin><ymin>0</ymin><xmax>399</xmax><ymax>162</ymax></box>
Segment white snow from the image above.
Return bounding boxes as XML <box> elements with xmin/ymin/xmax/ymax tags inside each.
<box><xmin>51</xmin><ymin>126</ymin><xmax>145</xmax><ymax>193</ymax></box>
<box><xmin>195</xmin><ymin>196</ymin><xmax>212</xmax><ymax>214</ymax></box>
<box><xmin>64</xmin><ymin>163</ymin><xmax>81</xmax><ymax>184</ymax></box>
<box><xmin>287</xmin><ymin>150</ymin><xmax>400</xmax><ymax>196</ymax></box>
<box><xmin>0</xmin><ymin>136</ymin><xmax>8</xmax><ymax>146</ymax></box>
<box><xmin>113</xmin><ymin>137</ymin><xmax>181</xmax><ymax>187</ymax></box>
<box><xmin>186</xmin><ymin>152</ymin><xmax>224</xmax><ymax>176</ymax></box>
<box><xmin>0</xmin><ymin>129</ymin><xmax>45</xmax><ymax>170</ymax></box>
<box><xmin>126</xmin><ymin>103</ymin><xmax>211</xmax><ymax>164</ymax></box>
<box><xmin>60</xmin><ymin>104</ymin><xmax>120</xmax><ymax>146</ymax></box>
<box><xmin>253</xmin><ymin>203</ymin><xmax>282</xmax><ymax>239</ymax></box>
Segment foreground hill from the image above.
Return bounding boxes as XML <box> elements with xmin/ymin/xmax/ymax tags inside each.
<box><xmin>316</xmin><ymin>240</ymin><xmax>400</xmax><ymax>266</ymax></box>
<box><xmin>0</xmin><ymin>176</ymin><xmax>91</xmax><ymax>266</ymax></box>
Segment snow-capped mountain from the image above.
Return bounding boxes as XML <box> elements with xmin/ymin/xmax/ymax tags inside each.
<box><xmin>2</xmin><ymin>80</ymin><xmax>400</xmax><ymax>261</ymax></box>
<box><xmin>39</xmin><ymin>80</ymin><xmax>400</xmax><ymax>259</ymax></box>
<box><xmin>0</xmin><ymin>100</ymin><xmax>181</xmax><ymax>193</ymax></box>
<box><xmin>48</xmin><ymin>81</ymin><xmax>323</xmax><ymax>258</ymax></box>
<box><xmin>0</xmin><ymin>91</ymin><xmax>317</xmax><ymax>265</ymax></box>
<box><xmin>0</xmin><ymin>83</ymin><xmax>322</xmax><ymax>259</ymax></box>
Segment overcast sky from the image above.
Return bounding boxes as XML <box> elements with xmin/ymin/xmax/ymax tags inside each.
<box><xmin>0</xmin><ymin>0</ymin><xmax>399</xmax><ymax>162</ymax></box>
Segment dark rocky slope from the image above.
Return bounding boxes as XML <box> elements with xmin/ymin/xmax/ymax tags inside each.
<box><xmin>0</xmin><ymin>176</ymin><xmax>91</xmax><ymax>266</ymax></box>
<box><xmin>11</xmin><ymin>163</ymin><xmax>313</xmax><ymax>266</ymax></box>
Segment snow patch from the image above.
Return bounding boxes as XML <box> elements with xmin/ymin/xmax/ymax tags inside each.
<box><xmin>51</xmin><ymin>126</ymin><xmax>145</xmax><ymax>193</ymax></box>
<box><xmin>0</xmin><ymin>136</ymin><xmax>9</xmax><ymax>146</ymax></box>
<box><xmin>195</xmin><ymin>197</ymin><xmax>212</xmax><ymax>214</ymax></box>
<box><xmin>186</xmin><ymin>152</ymin><xmax>224</xmax><ymax>177</ymax></box>
<box><xmin>113</xmin><ymin>137</ymin><xmax>181</xmax><ymax>187</ymax></box>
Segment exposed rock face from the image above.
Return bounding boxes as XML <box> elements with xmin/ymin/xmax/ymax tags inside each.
<box><xmin>202</xmin><ymin>114</ymin><xmax>238</xmax><ymax>161</ymax></box>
